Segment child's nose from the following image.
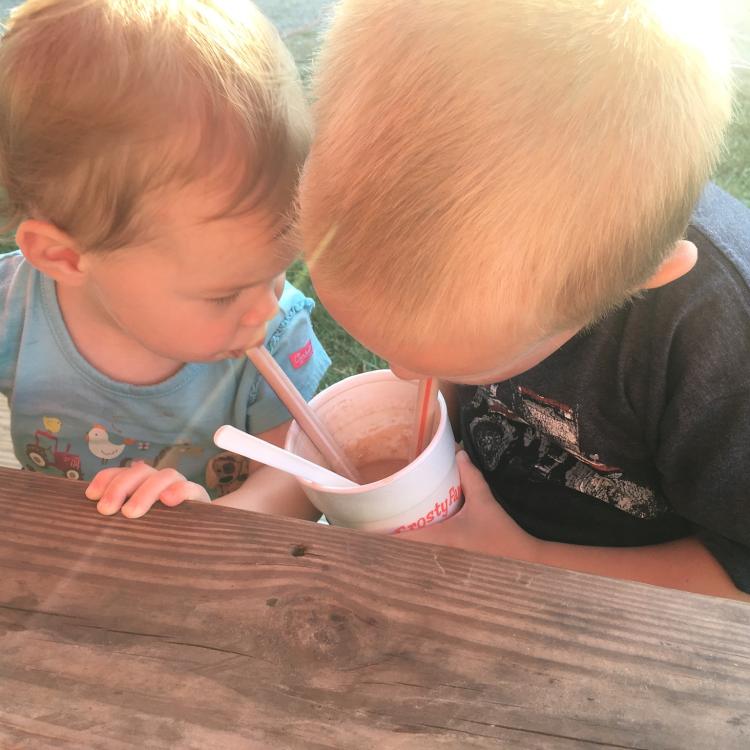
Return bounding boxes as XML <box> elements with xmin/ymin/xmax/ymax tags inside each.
<box><xmin>240</xmin><ymin>287</ymin><xmax>280</xmax><ymax>328</ymax></box>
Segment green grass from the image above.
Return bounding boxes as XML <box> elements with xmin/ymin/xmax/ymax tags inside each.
<box><xmin>714</xmin><ymin>67</ymin><xmax>750</xmax><ymax>206</ymax></box>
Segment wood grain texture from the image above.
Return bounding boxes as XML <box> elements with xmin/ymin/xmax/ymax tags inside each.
<box><xmin>1</xmin><ymin>467</ymin><xmax>749</xmax><ymax>749</ymax></box>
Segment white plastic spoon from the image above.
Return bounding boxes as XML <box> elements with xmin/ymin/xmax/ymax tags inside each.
<box><xmin>213</xmin><ymin>425</ymin><xmax>358</xmax><ymax>489</ymax></box>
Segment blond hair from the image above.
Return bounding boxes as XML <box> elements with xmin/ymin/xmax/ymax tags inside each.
<box><xmin>0</xmin><ymin>0</ymin><xmax>311</xmax><ymax>250</ymax></box>
<box><xmin>300</xmin><ymin>0</ymin><xmax>732</xmax><ymax>344</ymax></box>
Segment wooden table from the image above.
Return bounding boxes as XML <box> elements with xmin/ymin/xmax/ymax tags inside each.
<box><xmin>1</xmin><ymin>468</ymin><xmax>749</xmax><ymax>749</ymax></box>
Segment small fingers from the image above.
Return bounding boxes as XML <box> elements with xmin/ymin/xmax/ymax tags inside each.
<box><xmin>456</xmin><ymin>450</ymin><xmax>481</xmax><ymax>480</ymax></box>
<box><xmin>120</xmin><ymin>471</ymin><xmax>210</xmax><ymax>519</ymax></box>
<box><xmin>91</xmin><ymin>463</ymin><xmax>158</xmax><ymax>515</ymax></box>
<box><xmin>85</xmin><ymin>466</ymin><xmax>137</xmax><ymax>501</ymax></box>
<box><xmin>155</xmin><ymin>480</ymin><xmax>211</xmax><ymax>508</ymax></box>
<box><xmin>118</xmin><ymin>468</ymin><xmax>185</xmax><ymax>519</ymax></box>
<box><xmin>455</xmin><ymin>450</ymin><xmax>496</xmax><ymax>508</ymax></box>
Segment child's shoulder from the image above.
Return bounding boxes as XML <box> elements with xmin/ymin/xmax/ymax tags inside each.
<box><xmin>690</xmin><ymin>183</ymin><xmax>750</xmax><ymax>288</ymax></box>
<box><xmin>266</xmin><ymin>280</ymin><xmax>317</xmax><ymax>348</ymax></box>
<box><xmin>0</xmin><ymin>249</ymin><xmax>31</xmax><ymax>301</ymax></box>
<box><xmin>0</xmin><ymin>250</ymin><xmax>29</xmax><ymax>391</ymax></box>
<box><xmin>277</xmin><ymin>279</ymin><xmax>315</xmax><ymax>315</ymax></box>
<box><xmin>633</xmin><ymin>185</ymin><xmax>750</xmax><ymax>382</ymax></box>
<box><xmin>0</xmin><ymin>249</ymin><xmax>24</xmax><ymax>274</ymax></box>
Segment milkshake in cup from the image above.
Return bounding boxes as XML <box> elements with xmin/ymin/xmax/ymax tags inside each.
<box><xmin>284</xmin><ymin>370</ymin><xmax>463</xmax><ymax>534</ymax></box>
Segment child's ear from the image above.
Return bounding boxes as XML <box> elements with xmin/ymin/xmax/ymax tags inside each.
<box><xmin>640</xmin><ymin>240</ymin><xmax>698</xmax><ymax>291</ymax></box>
<box><xmin>16</xmin><ymin>219</ymin><xmax>87</xmax><ymax>286</ymax></box>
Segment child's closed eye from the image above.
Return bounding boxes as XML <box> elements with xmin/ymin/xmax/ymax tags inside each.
<box><xmin>209</xmin><ymin>291</ymin><xmax>241</xmax><ymax>306</ymax></box>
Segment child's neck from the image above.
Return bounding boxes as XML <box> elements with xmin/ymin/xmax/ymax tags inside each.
<box><xmin>55</xmin><ymin>282</ymin><xmax>185</xmax><ymax>386</ymax></box>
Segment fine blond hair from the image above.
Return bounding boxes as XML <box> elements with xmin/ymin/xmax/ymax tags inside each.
<box><xmin>0</xmin><ymin>0</ymin><xmax>311</xmax><ymax>250</ymax></box>
<box><xmin>300</xmin><ymin>0</ymin><xmax>732</xmax><ymax>344</ymax></box>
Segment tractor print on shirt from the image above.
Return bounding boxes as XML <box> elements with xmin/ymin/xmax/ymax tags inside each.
<box><xmin>25</xmin><ymin>429</ymin><xmax>83</xmax><ymax>480</ymax></box>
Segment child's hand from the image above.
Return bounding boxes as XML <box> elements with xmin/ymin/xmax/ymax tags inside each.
<box><xmin>85</xmin><ymin>462</ymin><xmax>210</xmax><ymax>519</ymax></box>
<box><xmin>395</xmin><ymin>451</ymin><xmax>541</xmax><ymax>561</ymax></box>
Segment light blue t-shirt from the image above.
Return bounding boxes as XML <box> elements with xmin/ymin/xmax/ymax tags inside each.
<box><xmin>0</xmin><ymin>251</ymin><xmax>330</xmax><ymax>498</ymax></box>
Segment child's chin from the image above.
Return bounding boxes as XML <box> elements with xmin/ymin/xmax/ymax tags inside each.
<box><xmin>206</xmin><ymin>350</ymin><xmax>244</xmax><ymax>361</ymax></box>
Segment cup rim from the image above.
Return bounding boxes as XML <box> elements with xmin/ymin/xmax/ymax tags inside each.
<box><xmin>285</xmin><ymin>369</ymin><xmax>449</xmax><ymax>495</ymax></box>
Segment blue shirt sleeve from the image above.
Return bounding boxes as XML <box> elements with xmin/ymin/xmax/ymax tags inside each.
<box><xmin>0</xmin><ymin>251</ymin><xmax>27</xmax><ymax>398</ymax></box>
<box><xmin>245</xmin><ymin>281</ymin><xmax>331</xmax><ymax>434</ymax></box>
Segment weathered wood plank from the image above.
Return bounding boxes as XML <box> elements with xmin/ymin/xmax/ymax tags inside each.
<box><xmin>1</xmin><ymin>468</ymin><xmax>748</xmax><ymax>749</ymax></box>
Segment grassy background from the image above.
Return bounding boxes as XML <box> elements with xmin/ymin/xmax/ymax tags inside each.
<box><xmin>718</xmin><ymin>67</ymin><xmax>750</xmax><ymax>206</ymax></box>
<box><xmin>1</xmin><ymin>0</ymin><xmax>748</xmax><ymax>388</ymax></box>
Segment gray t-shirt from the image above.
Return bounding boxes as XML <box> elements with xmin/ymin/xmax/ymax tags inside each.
<box><xmin>0</xmin><ymin>252</ymin><xmax>330</xmax><ymax>498</ymax></box>
<box><xmin>459</xmin><ymin>184</ymin><xmax>750</xmax><ymax>592</ymax></box>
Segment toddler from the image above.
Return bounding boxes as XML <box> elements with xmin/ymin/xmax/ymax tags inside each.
<box><xmin>0</xmin><ymin>0</ymin><xmax>328</xmax><ymax>519</ymax></box>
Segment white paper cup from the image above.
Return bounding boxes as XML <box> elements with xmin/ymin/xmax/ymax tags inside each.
<box><xmin>284</xmin><ymin>370</ymin><xmax>462</xmax><ymax>534</ymax></box>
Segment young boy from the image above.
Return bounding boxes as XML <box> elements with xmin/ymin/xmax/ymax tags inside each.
<box><xmin>298</xmin><ymin>0</ymin><xmax>750</xmax><ymax>599</ymax></box>
<box><xmin>0</xmin><ymin>0</ymin><xmax>328</xmax><ymax>520</ymax></box>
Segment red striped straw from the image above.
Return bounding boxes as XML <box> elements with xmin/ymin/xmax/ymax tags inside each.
<box><xmin>247</xmin><ymin>347</ymin><xmax>361</xmax><ymax>483</ymax></box>
<box><xmin>412</xmin><ymin>377</ymin><xmax>439</xmax><ymax>461</ymax></box>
